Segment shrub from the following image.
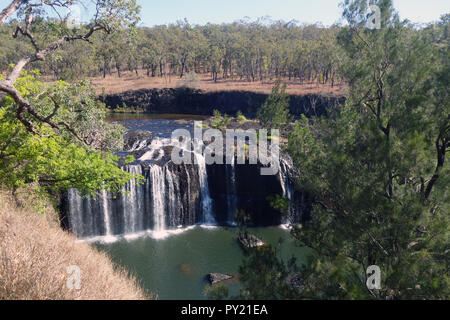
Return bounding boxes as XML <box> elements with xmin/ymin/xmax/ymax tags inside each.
<box><xmin>236</xmin><ymin>110</ymin><xmax>247</xmax><ymax>124</ymax></box>
<box><xmin>211</xmin><ymin>109</ymin><xmax>232</xmax><ymax>131</ymax></box>
<box><xmin>257</xmin><ymin>81</ymin><xmax>292</xmax><ymax>129</ymax></box>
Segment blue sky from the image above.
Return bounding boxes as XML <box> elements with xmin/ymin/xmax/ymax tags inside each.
<box><xmin>136</xmin><ymin>0</ymin><xmax>449</xmax><ymax>26</ymax></box>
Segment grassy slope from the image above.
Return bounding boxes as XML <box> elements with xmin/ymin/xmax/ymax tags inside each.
<box><xmin>0</xmin><ymin>189</ymin><xmax>149</xmax><ymax>300</ymax></box>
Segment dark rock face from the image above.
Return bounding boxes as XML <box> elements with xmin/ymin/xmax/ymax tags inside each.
<box><xmin>102</xmin><ymin>88</ymin><xmax>345</xmax><ymax>118</ymax></box>
<box><xmin>207</xmin><ymin>273</ymin><xmax>234</xmax><ymax>285</ymax></box>
<box><xmin>208</xmin><ymin>162</ymin><xmax>286</xmax><ymax>226</ymax></box>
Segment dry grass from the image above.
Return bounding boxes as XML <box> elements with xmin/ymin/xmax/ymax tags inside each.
<box><xmin>49</xmin><ymin>71</ymin><xmax>346</xmax><ymax>96</ymax></box>
<box><xmin>0</xmin><ymin>188</ymin><xmax>149</xmax><ymax>300</ymax></box>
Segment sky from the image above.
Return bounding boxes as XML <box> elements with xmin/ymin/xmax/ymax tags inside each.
<box><xmin>135</xmin><ymin>0</ymin><xmax>450</xmax><ymax>26</ymax></box>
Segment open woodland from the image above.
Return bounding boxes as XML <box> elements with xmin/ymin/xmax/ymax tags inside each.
<box><xmin>1</xmin><ymin>19</ymin><xmax>345</xmax><ymax>94</ymax></box>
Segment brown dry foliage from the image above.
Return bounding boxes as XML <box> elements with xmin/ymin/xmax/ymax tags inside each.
<box><xmin>0</xmin><ymin>189</ymin><xmax>149</xmax><ymax>300</ymax></box>
<box><xmin>46</xmin><ymin>72</ymin><xmax>347</xmax><ymax>96</ymax></box>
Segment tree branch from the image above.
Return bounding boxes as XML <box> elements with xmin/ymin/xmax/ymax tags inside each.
<box><xmin>424</xmin><ymin>117</ymin><xmax>449</xmax><ymax>199</ymax></box>
<box><xmin>0</xmin><ymin>0</ymin><xmax>28</xmax><ymax>25</ymax></box>
<box><xmin>0</xmin><ymin>19</ymin><xmax>107</xmax><ymax>141</ymax></box>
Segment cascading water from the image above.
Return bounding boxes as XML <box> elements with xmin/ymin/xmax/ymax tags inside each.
<box><xmin>122</xmin><ymin>165</ymin><xmax>144</xmax><ymax>234</ymax></box>
<box><xmin>150</xmin><ymin>164</ymin><xmax>166</xmax><ymax>232</ymax></box>
<box><xmin>194</xmin><ymin>151</ymin><xmax>216</xmax><ymax>225</ymax></box>
<box><xmin>279</xmin><ymin>159</ymin><xmax>295</xmax><ymax>225</ymax></box>
<box><xmin>68</xmin><ymin>189</ymin><xmax>83</xmax><ymax>237</ymax></box>
<box><xmin>165</xmin><ymin>165</ymin><xmax>181</xmax><ymax>227</ymax></box>
<box><xmin>102</xmin><ymin>189</ymin><xmax>112</xmax><ymax>236</ymax></box>
<box><xmin>65</xmin><ymin>159</ymin><xmax>207</xmax><ymax>239</ymax></box>
<box><xmin>65</xmin><ymin>159</ymin><xmax>299</xmax><ymax>239</ymax></box>
<box><xmin>64</xmin><ymin>124</ymin><xmax>302</xmax><ymax>240</ymax></box>
<box><xmin>226</xmin><ymin>156</ymin><xmax>237</xmax><ymax>223</ymax></box>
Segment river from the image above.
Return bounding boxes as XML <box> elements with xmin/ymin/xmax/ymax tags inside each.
<box><xmin>95</xmin><ymin>226</ymin><xmax>308</xmax><ymax>300</ymax></box>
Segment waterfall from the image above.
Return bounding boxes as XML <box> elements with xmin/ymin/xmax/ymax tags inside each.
<box><xmin>85</xmin><ymin>196</ymin><xmax>94</xmax><ymax>236</ymax></box>
<box><xmin>194</xmin><ymin>152</ymin><xmax>216</xmax><ymax>225</ymax></box>
<box><xmin>68</xmin><ymin>189</ymin><xmax>84</xmax><ymax>237</ymax></box>
<box><xmin>102</xmin><ymin>189</ymin><xmax>112</xmax><ymax>236</ymax></box>
<box><xmin>64</xmin><ymin>139</ymin><xmax>302</xmax><ymax>240</ymax></box>
<box><xmin>279</xmin><ymin>159</ymin><xmax>295</xmax><ymax>225</ymax></box>
<box><xmin>130</xmin><ymin>139</ymin><xmax>148</xmax><ymax>152</ymax></box>
<box><xmin>226</xmin><ymin>156</ymin><xmax>238</xmax><ymax>223</ymax></box>
<box><xmin>165</xmin><ymin>165</ymin><xmax>181</xmax><ymax>227</ymax></box>
<box><xmin>122</xmin><ymin>165</ymin><xmax>144</xmax><ymax>234</ymax></box>
<box><xmin>150</xmin><ymin>164</ymin><xmax>166</xmax><ymax>232</ymax></box>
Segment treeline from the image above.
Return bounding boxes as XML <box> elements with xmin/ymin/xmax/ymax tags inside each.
<box><xmin>0</xmin><ymin>18</ymin><xmax>341</xmax><ymax>85</ymax></box>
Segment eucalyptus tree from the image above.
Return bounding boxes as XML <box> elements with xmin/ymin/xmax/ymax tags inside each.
<box><xmin>1</xmin><ymin>11</ymin><xmax>344</xmax><ymax>85</ymax></box>
<box><xmin>139</xmin><ymin>36</ymin><xmax>159</xmax><ymax>77</ymax></box>
<box><xmin>0</xmin><ymin>0</ymin><xmax>141</xmax><ymax>195</ymax></box>
<box><xmin>0</xmin><ymin>0</ymin><xmax>140</xmax><ymax>135</ymax></box>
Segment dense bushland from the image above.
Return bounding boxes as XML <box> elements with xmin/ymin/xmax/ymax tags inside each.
<box><xmin>209</xmin><ymin>0</ymin><xmax>449</xmax><ymax>300</ymax></box>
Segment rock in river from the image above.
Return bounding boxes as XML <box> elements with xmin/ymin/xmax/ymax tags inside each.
<box><xmin>124</xmin><ymin>129</ymin><xmax>153</xmax><ymax>151</ymax></box>
<box><xmin>238</xmin><ymin>233</ymin><xmax>265</xmax><ymax>250</ymax></box>
<box><xmin>207</xmin><ymin>273</ymin><xmax>233</xmax><ymax>285</ymax></box>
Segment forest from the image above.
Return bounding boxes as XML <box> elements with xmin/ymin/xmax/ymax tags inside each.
<box><xmin>0</xmin><ymin>17</ymin><xmax>341</xmax><ymax>86</ymax></box>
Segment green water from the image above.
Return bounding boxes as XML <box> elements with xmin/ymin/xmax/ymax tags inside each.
<box><xmin>96</xmin><ymin>227</ymin><xmax>308</xmax><ymax>300</ymax></box>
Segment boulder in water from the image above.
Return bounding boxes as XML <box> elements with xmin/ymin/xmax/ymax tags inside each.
<box><xmin>207</xmin><ymin>273</ymin><xmax>234</xmax><ymax>285</ymax></box>
<box><xmin>238</xmin><ymin>233</ymin><xmax>265</xmax><ymax>250</ymax></box>
<box><xmin>124</xmin><ymin>130</ymin><xmax>152</xmax><ymax>151</ymax></box>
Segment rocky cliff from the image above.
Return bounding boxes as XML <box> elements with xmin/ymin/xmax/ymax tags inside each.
<box><xmin>101</xmin><ymin>88</ymin><xmax>345</xmax><ymax>117</ymax></box>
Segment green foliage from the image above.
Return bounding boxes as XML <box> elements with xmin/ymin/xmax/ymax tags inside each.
<box><xmin>0</xmin><ymin>1</ymin><xmax>140</xmax><ymax>80</ymax></box>
<box><xmin>236</xmin><ymin>110</ymin><xmax>247</xmax><ymax>124</ymax></box>
<box><xmin>211</xmin><ymin>110</ymin><xmax>232</xmax><ymax>131</ymax></box>
<box><xmin>286</xmin><ymin>1</ymin><xmax>449</xmax><ymax>300</ymax></box>
<box><xmin>113</xmin><ymin>102</ymin><xmax>145</xmax><ymax>114</ymax></box>
<box><xmin>267</xmin><ymin>194</ymin><xmax>290</xmax><ymax>217</ymax></box>
<box><xmin>0</xmin><ymin>73</ymin><xmax>139</xmax><ymax>196</ymax></box>
<box><xmin>238</xmin><ymin>245</ymin><xmax>299</xmax><ymax>300</ymax></box>
<box><xmin>257</xmin><ymin>81</ymin><xmax>292</xmax><ymax>129</ymax></box>
<box><xmin>210</xmin><ymin>209</ymin><xmax>301</xmax><ymax>300</ymax></box>
<box><xmin>203</xmin><ymin>284</ymin><xmax>229</xmax><ymax>300</ymax></box>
